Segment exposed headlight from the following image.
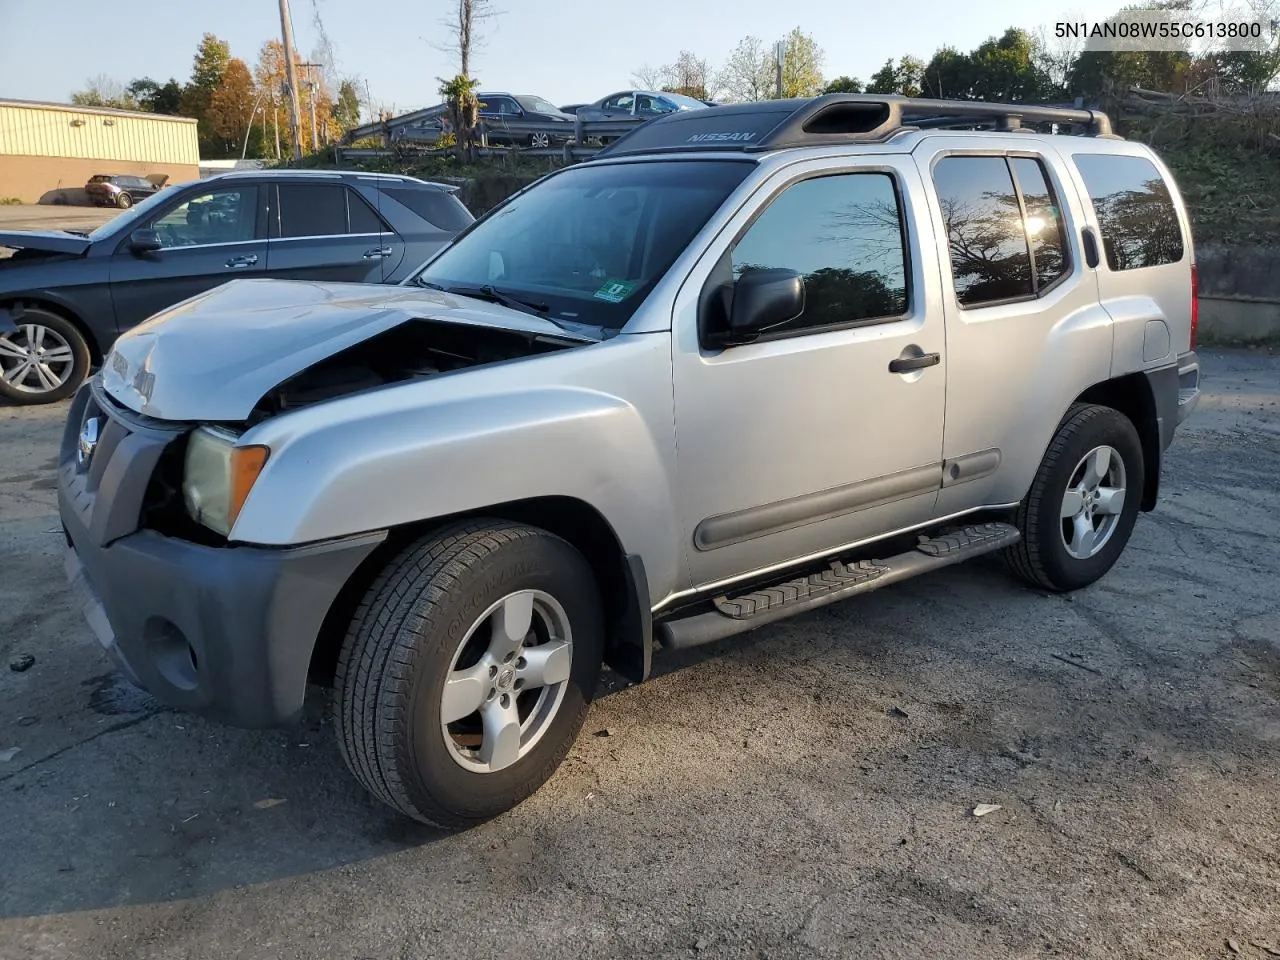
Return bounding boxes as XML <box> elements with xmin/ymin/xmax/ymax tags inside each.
<box><xmin>182</xmin><ymin>427</ymin><xmax>270</xmax><ymax>536</ymax></box>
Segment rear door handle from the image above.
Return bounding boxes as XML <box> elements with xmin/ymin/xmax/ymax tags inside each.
<box><xmin>1082</xmin><ymin>227</ymin><xmax>1101</xmax><ymax>269</ymax></box>
<box><xmin>889</xmin><ymin>352</ymin><xmax>941</xmax><ymax>374</ymax></box>
<box><xmin>363</xmin><ymin>246</ymin><xmax>392</xmax><ymax>260</ymax></box>
<box><xmin>225</xmin><ymin>254</ymin><xmax>258</xmax><ymax>268</ymax></box>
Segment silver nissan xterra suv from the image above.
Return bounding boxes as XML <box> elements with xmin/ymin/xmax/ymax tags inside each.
<box><xmin>58</xmin><ymin>95</ymin><xmax>1202</xmax><ymax>827</ymax></box>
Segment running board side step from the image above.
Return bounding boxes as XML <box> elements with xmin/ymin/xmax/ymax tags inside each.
<box><xmin>655</xmin><ymin>522</ymin><xmax>1020</xmax><ymax>651</ymax></box>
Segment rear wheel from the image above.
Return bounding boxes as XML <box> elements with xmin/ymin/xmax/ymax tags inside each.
<box><xmin>334</xmin><ymin>520</ymin><xmax>604</xmax><ymax>828</ymax></box>
<box><xmin>1004</xmin><ymin>404</ymin><xmax>1144</xmax><ymax>592</ymax></box>
<box><xmin>528</xmin><ymin>131</ymin><xmax>551</xmax><ymax>149</ymax></box>
<box><xmin>116</xmin><ymin>192</ymin><xmax>133</xmax><ymax>209</ymax></box>
<box><xmin>0</xmin><ymin>307</ymin><xmax>92</xmax><ymax>404</ymax></box>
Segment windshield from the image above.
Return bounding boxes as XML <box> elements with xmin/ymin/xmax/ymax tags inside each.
<box><xmin>518</xmin><ymin>96</ymin><xmax>562</xmax><ymax>114</ymax></box>
<box><xmin>663</xmin><ymin>93</ymin><xmax>709</xmax><ymax>110</ymax></box>
<box><xmin>412</xmin><ymin>160</ymin><xmax>754</xmax><ymax>330</ymax></box>
<box><xmin>87</xmin><ymin>185</ymin><xmax>179</xmax><ymax>239</ymax></box>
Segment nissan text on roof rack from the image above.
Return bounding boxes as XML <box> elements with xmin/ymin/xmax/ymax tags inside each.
<box><xmin>58</xmin><ymin>94</ymin><xmax>1201</xmax><ymax>827</ymax></box>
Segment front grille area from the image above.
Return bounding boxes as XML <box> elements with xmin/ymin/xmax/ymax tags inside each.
<box><xmin>60</xmin><ymin>379</ymin><xmax>188</xmax><ymax>547</ymax></box>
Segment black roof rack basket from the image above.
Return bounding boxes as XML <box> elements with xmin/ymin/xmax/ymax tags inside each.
<box><xmin>595</xmin><ymin>94</ymin><xmax>1117</xmax><ymax>158</ymax></box>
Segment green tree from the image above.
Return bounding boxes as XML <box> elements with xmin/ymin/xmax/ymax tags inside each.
<box><xmin>334</xmin><ymin>79</ymin><xmax>363</xmax><ymax>128</ymax></box>
<box><xmin>181</xmin><ymin>33</ymin><xmax>232</xmax><ymax>156</ymax></box>
<box><xmin>1067</xmin><ymin>6</ymin><xmax>1193</xmax><ymax>97</ymax></box>
<box><xmin>969</xmin><ymin>29</ymin><xmax>1057</xmax><ymax>101</ymax></box>
<box><xmin>866</xmin><ymin>56</ymin><xmax>924</xmax><ymax>96</ymax></box>
<box><xmin>127</xmin><ymin>77</ymin><xmax>184</xmax><ymax>114</ymax></box>
<box><xmin>779</xmin><ymin>27</ymin><xmax>825</xmax><ymax>98</ymax></box>
<box><xmin>921</xmin><ymin>46</ymin><xmax>976</xmax><ymax>99</ymax></box>
<box><xmin>822</xmin><ymin>75</ymin><xmax>864</xmax><ymax>94</ymax></box>
<box><xmin>439</xmin><ymin>73</ymin><xmax>481</xmax><ymax>161</ymax></box>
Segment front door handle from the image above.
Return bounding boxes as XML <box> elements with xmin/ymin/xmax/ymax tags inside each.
<box><xmin>889</xmin><ymin>352</ymin><xmax>941</xmax><ymax>374</ymax></box>
<box><xmin>363</xmin><ymin>246</ymin><xmax>392</xmax><ymax>260</ymax></box>
<box><xmin>225</xmin><ymin>254</ymin><xmax>258</xmax><ymax>268</ymax></box>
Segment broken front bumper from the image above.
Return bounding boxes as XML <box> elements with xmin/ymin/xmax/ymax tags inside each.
<box><xmin>57</xmin><ymin>380</ymin><xmax>385</xmax><ymax>728</ymax></box>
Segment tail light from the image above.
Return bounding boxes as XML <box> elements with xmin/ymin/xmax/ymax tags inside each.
<box><xmin>1189</xmin><ymin>262</ymin><xmax>1199</xmax><ymax>350</ymax></box>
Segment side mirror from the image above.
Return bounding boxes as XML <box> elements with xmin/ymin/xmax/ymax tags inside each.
<box><xmin>129</xmin><ymin>228</ymin><xmax>161</xmax><ymax>254</ymax></box>
<box><xmin>726</xmin><ymin>268</ymin><xmax>805</xmax><ymax>343</ymax></box>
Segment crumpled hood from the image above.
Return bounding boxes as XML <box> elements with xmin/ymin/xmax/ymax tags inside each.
<box><xmin>0</xmin><ymin>230</ymin><xmax>92</xmax><ymax>256</ymax></box>
<box><xmin>101</xmin><ymin>278</ymin><xmax>593</xmax><ymax>422</ymax></box>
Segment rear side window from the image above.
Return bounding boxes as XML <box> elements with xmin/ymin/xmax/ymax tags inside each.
<box><xmin>347</xmin><ymin>190</ymin><xmax>387</xmax><ymax>234</ymax></box>
<box><xmin>381</xmin><ymin>187</ymin><xmax>472</xmax><ymax>232</ymax></box>
<box><xmin>1073</xmin><ymin>154</ymin><xmax>1183</xmax><ymax>271</ymax></box>
<box><xmin>277</xmin><ymin>183</ymin><xmax>349</xmax><ymax>237</ymax></box>
<box><xmin>933</xmin><ymin>155</ymin><xmax>1070</xmax><ymax>307</ymax></box>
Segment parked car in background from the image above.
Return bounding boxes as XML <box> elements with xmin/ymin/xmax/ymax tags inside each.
<box><xmin>477</xmin><ymin>93</ymin><xmax>576</xmax><ymax>147</ymax></box>
<box><xmin>0</xmin><ymin>170</ymin><xmax>473</xmax><ymax>404</ymax></box>
<box><xmin>85</xmin><ymin>174</ymin><xmax>167</xmax><ymax>209</ymax></box>
<box><xmin>573</xmin><ymin>90</ymin><xmax>710</xmax><ymax>123</ymax></box>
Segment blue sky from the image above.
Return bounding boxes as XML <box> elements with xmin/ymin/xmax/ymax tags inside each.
<box><xmin>1</xmin><ymin>0</ymin><xmax>1126</xmax><ymax>117</ymax></box>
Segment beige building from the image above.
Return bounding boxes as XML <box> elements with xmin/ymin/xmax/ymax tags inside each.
<box><xmin>0</xmin><ymin>99</ymin><xmax>200</xmax><ymax>204</ymax></box>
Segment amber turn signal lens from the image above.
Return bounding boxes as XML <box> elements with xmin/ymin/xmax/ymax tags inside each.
<box><xmin>228</xmin><ymin>445</ymin><xmax>270</xmax><ymax>530</ymax></box>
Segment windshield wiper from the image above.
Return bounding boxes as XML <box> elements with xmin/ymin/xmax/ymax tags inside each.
<box><xmin>420</xmin><ymin>281</ymin><xmax>592</xmax><ymax>338</ymax></box>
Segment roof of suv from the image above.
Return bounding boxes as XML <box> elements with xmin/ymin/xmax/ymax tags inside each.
<box><xmin>594</xmin><ymin>93</ymin><xmax>1119</xmax><ymax>161</ymax></box>
<box><xmin>203</xmin><ymin>169</ymin><xmax>458</xmax><ymax>191</ymax></box>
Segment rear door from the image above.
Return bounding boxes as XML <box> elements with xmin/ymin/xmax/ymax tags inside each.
<box><xmin>108</xmin><ymin>182</ymin><xmax>267</xmax><ymax>330</ymax></box>
<box><xmin>264</xmin><ymin>180</ymin><xmax>389</xmax><ymax>284</ymax></box>
<box><xmin>912</xmin><ymin>138</ymin><xmax>1113</xmax><ymax>519</ymax></box>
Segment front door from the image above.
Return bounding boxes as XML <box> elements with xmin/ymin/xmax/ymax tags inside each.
<box><xmin>108</xmin><ymin>183</ymin><xmax>266</xmax><ymax>331</ymax></box>
<box><xmin>671</xmin><ymin>156</ymin><xmax>948</xmax><ymax>589</ymax></box>
<box><xmin>264</xmin><ymin>181</ymin><xmax>389</xmax><ymax>284</ymax></box>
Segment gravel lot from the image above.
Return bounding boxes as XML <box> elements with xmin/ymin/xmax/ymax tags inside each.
<box><xmin>0</xmin><ymin>349</ymin><xmax>1277</xmax><ymax>960</ymax></box>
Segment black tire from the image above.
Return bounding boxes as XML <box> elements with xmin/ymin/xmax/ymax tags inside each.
<box><xmin>0</xmin><ymin>305</ymin><xmax>92</xmax><ymax>405</ymax></box>
<box><xmin>1003</xmin><ymin>403</ymin><xmax>1145</xmax><ymax>592</ymax></box>
<box><xmin>334</xmin><ymin>519</ymin><xmax>604</xmax><ymax>828</ymax></box>
<box><xmin>116</xmin><ymin>191</ymin><xmax>133</xmax><ymax>209</ymax></box>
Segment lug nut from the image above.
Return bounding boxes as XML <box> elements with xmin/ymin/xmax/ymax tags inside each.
<box><xmin>516</xmin><ymin>656</ymin><xmax>527</xmax><ymax>669</ymax></box>
<box><xmin>488</xmin><ymin>665</ymin><xmax>498</xmax><ymax>679</ymax></box>
<box><xmin>500</xmin><ymin>693</ymin><xmax>510</xmax><ymax>708</ymax></box>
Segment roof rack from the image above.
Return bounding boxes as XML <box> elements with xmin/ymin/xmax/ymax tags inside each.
<box><xmin>594</xmin><ymin>94</ymin><xmax>1119</xmax><ymax>158</ymax></box>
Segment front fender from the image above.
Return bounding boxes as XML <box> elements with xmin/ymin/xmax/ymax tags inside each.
<box><xmin>231</xmin><ymin>336</ymin><xmax>684</xmax><ymax>603</ymax></box>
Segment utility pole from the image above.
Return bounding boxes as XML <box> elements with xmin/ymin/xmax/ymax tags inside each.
<box><xmin>365</xmin><ymin>78</ymin><xmax>373</xmax><ymax>124</ymax></box>
<box><xmin>299</xmin><ymin>63</ymin><xmax>323</xmax><ymax>152</ymax></box>
<box><xmin>775</xmin><ymin>40</ymin><xmax>785</xmax><ymax>99</ymax></box>
<box><xmin>278</xmin><ymin>0</ymin><xmax>304</xmax><ymax>160</ymax></box>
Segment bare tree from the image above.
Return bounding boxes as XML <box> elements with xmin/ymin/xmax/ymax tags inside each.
<box><xmin>717</xmin><ymin>36</ymin><xmax>774</xmax><ymax>102</ymax></box>
<box><xmin>436</xmin><ymin>0</ymin><xmax>501</xmax><ymax>77</ymax></box>
<box><xmin>631</xmin><ymin>63</ymin><xmax>669</xmax><ymax>90</ymax></box>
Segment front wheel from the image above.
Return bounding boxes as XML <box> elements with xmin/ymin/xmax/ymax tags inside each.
<box><xmin>0</xmin><ymin>307</ymin><xmax>92</xmax><ymax>404</ymax></box>
<box><xmin>334</xmin><ymin>520</ymin><xmax>604</xmax><ymax>828</ymax></box>
<box><xmin>1004</xmin><ymin>403</ymin><xmax>1144</xmax><ymax>592</ymax></box>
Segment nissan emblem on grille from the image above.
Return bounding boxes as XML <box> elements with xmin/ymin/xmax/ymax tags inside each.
<box><xmin>77</xmin><ymin>416</ymin><xmax>101</xmax><ymax>469</ymax></box>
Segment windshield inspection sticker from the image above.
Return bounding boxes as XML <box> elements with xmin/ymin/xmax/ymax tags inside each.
<box><xmin>593</xmin><ymin>279</ymin><xmax>637</xmax><ymax>303</ymax></box>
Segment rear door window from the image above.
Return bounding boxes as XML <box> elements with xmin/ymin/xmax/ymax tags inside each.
<box><xmin>932</xmin><ymin>154</ymin><xmax>1072</xmax><ymax>307</ymax></box>
<box><xmin>347</xmin><ymin>189</ymin><xmax>387</xmax><ymax>234</ymax></box>
<box><xmin>277</xmin><ymin>183</ymin><xmax>349</xmax><ymax>238</ymax></box>
<box><xmin>1072</xmin><ymin>154</ymin><xmax>1184</xmax><ymax>271</ymax></box>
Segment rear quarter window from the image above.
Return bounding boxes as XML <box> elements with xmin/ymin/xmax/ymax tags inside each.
<box><xmin>381</xmin><ymin>187</ymin><xmax>473</xmax><ymax>232</ymax></box>
<box><xmin>1073</xmin><ymin>154</ymin><xmax>1184</xmax><ymax>271</ymax></box>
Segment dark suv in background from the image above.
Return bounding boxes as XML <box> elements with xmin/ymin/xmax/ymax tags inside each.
<box><xmin>84</xmin><ymin>174</ymin><xmax>166</xmax><ymax>209</ymax></box>
<box><xmin>0</xmin><ymin>170</ymin><xmax>473</xmax><ymax>404</ymax></box>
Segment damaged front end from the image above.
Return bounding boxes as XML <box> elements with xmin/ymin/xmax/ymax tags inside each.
<box><xmin>247</xmin><ymin>316</ymin><xmax>581</xmax><ymax>425</ymax></box>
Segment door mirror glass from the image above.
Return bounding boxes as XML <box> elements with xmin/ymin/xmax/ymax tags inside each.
<box><xmin>728</xmin><ymin>268</ymin><xmax>805</xmax><ymax>342</ymax></box>
<box><xmin>128</xmin><ymin>228</ymin><xmax>162</xmax><ymax>254</ymax></box>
